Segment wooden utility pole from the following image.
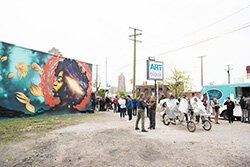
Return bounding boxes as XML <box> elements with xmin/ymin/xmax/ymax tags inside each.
<box><xmin>96</xmin><ymin>64</ymin><xmax>99</xmax><ymax>92</ymax></box>
<box><xmin>129</xmin><ymin>27</ymin><xmax>142</xmax><ymax>97</ymax></box>
<box><xmin>105</xmin><ymin>57</ymin><xmax>107</xmax><ymax>89</ymax></box>
<box><xmin>198</xmin><ymin>55</ymin><xmax>206</xmax><ymax>87</ymax></box>
<box><xmin>226</xmin><ymin>65</ymin><xmax>233</xmax><ymax>84</ymax></box>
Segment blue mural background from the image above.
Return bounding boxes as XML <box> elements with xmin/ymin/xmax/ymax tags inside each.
<box><xmin>0</xmin><ymin>41</ymin><xmax>92</xmax><ymax>117</ymax></box>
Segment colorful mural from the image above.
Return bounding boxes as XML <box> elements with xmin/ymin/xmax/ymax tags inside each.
<box><xmin>0</xmin><ymin>41</ymin><xmax>92</xmax><ymax>117</ymax></box>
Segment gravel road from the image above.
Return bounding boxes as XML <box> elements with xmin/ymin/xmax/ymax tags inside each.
<box><xmin>1</xmin><ymin>112</ymin><xmax>250</xmax><ymax>167</ymax></box>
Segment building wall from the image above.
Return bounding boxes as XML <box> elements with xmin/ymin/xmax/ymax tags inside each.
<box><xmin>183</xmin><ymin>91</ymin><xmax>201</xmax><ymax>98</ymax></box>
<box><xmin>0</xmin><ymin>41</ymin><xmax>92</xmax><ymax>117</ymax></box>
<box><xmin>136</xmin><ymin>84</ymin><xmax>168</xmax><ymax>99</ymax></box>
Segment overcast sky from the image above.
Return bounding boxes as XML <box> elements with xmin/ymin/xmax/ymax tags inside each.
<box><xmin>0</xmin><ymin>0</ymin><xmax>250</xmax><ymax>92</ymax></box>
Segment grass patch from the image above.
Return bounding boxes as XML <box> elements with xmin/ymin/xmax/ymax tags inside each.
<box><xmin>0</xmin><ymin>112</ymin><xmax>104</xmax><ymax>145</ymax></box>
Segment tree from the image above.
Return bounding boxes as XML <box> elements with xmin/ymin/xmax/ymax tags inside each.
<box><xmin>94</xmin><ymin>81</ymin><xmax>101</xmax><ymax>94</ymax></box>
<box><xmin>165</xmin><ymin>68</ymin><xmax>192</xmax><ymax>98</ymax></box>
<box><xmin>117</xmin><ymin>90</ymin><xmax>125</xmax><ymax>97</ymax></box>
<box><xmin>97</xmin><ymin>88</ymin><xmax>106</xmax><ymax>98</ymax></box>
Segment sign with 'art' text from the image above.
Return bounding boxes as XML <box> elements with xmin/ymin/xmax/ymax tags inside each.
<box><xmin>147</xmin><ymin>60</ymin><xmax>164</xmax><ymax>80</ymax></box>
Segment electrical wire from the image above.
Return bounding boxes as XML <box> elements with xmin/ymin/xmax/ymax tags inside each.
<box><xmin>111</xmin><ymin>21</ymin><xmax>250</xmax><ymax>74</ymax></box>
<box><xmin>145</xmin><ymin>4</ymin><xmax>250</xmax><ymax>50</ymax></box>
<box><xmin>156</xmin><ymin>21</ymin><xmax>250</xmax><ymax>57</ymax></box>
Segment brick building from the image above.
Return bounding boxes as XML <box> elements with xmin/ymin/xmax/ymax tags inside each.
<box><xmin>136</xmin><ymin>82</ymin><xmax>168</xmax><ymax>99</ymax></box>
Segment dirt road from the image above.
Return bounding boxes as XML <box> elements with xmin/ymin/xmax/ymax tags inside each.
<box><xmin>1</xmin><ymin>112</ymin><xmax>250</xmax><ymax>167</ymax></box>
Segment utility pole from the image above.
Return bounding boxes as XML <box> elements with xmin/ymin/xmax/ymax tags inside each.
<box><xmin>129</xmin><ymin>27</ymin><xmax>142</xmax><ymax>98</ymax></box>
<box><xmin>96</xmin><ymin>64</ymin><xmax>99</xmax><ymax>92</ymax></box>
<box><xmin>226</xmin><ymin>65</ymin><xmax>233</xmax><ymax>84</ymax></box>
<box><xmin>198</xmin><ymin>55</ymin><xmax>206</xmax><ymax>87</ymax></box>
<box><xmin>105</xmin><ymin>57</ymin><xmax>107</xmax><ymax>89</ymax></box>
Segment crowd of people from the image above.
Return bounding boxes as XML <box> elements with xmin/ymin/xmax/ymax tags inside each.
<box><xmin>91</xmin><ymin>92</ymin><xmax>157</xmax><ymax>132</ymax></box>
<box><xmin>239</xmin><ymin>96</ymin><xmax>250</xmax><ymax>124</ymax></box>
<box><xmin>90</xmin><ymin>91</ymin><xmax>250</xmax><ymax>133</ymax></box>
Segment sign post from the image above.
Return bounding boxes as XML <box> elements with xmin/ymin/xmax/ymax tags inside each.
<box><xmin>146</xmin><ymin>58</ymin><xmax>164</xmax><ymax>102</ymax></box>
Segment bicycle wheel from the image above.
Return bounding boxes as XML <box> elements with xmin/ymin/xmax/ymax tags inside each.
<box><xmin>187</xmin><ymin>121</ymin><xmax>196</xmax><ymax>132</ymax></box>
<box><xmin>203</xmin><ymin>120</ymin><xmax>212</xmax><ymax>131</ymax></box>
<box><xmin>163</xmin><ymin>114</ymin><xmax>170</xmax><ymax>126</ymax></box>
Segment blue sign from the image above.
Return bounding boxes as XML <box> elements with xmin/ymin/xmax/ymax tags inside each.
<box><xmin>147</xmin><ymin>60</ymin><xmax>164</xmax><ymax>80</ymax></box>
<box><xmin>207</xmin><ymin>89</ymin><xmax>223</xmax><ymax>100</ymax></box>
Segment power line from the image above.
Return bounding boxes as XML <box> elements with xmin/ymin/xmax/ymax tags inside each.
<box><xmin>184</xmin><ymin>4</ymin><xmax>250</xmax><ymax>36</ymax></box>
<box><xmin>198</xmin><ymin>56</ymin><xmax>206</xmax><ymax>86</ymax></box>
<box><xmin>156</xmin><ymin>21</ymin><xmax>250</xmax><ymax>57</ymax></box>
<box><xmin>145</xmin><ymin>4</ymin><xmax>250</xmax><ymax>50</ymax></box>
<box><xmin>111</xmin><ymin>21</ymin><xmax>250</xmax><ymax>75</ymax></box>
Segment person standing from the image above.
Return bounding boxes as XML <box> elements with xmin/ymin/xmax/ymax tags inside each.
<box><xmin>192</xmin><ymin>97</ymin><xmax>201</xmax><ymax>125</ymax></box>
<box><xmin>179</xmin><ymin>96</ymin><xmax>189</xmax><ymax>122</ymax></box>
<box><xmin>99</xmin><ymin>98</ymin><xmax>105</xmax><ymax>111</ymax></box>
<box><xmin>246</xmin><ymin>98</ymin><xmax>250</xmax><ymax>124</ymax></box>
<box><xmin>224</xmin><ymin>97</ymin><xmax>235</xmax><ymax>124</ymax></box>
<box><xmin>90</xmin><ymin>93</ymin><xmax>96</xmax><ymax>111</ymax></box>
<box><xmin>202</xmin><ymin>93</ymin><xmax>212</xmax><ymax>122</ymax></box>
<box><xmin>201</xmin><ymin>93</ymin><xmax>209</xmax><ymax>110</ymax></box>
<box><xmin>126</xmin><ymin>95</ymin><xmax>133</xmax><ymax>121</ymax></box>
<box><xmin>113</xmin><ymin>96</ymin><xmax>118</xmax><ymax>113</ymax></box>
<box><xmin>132</xmin><ymin>97</ymin><xmax>138</xmax><ymax>116</ymax></box>
<box><xmin>119</xmin><ymin>96</ymin><xmax>126</xmax><ymax>119</ymax></box>
<box><xmin>239</xmin><ymin>96</ymin><xmax>247</xmax><ymax>123</ymax></box>
<box><xmin>212</xmin><ymin>98</ymin><xmax>220</xmax><ymax>124</ymax></box>
<box><xmin>148</xmin><ymin>96</ymin><xmax>156</xmax><ymax>130</ymax></box>
<box><xmin>105</xmin><ymin>96</ymin><xmax>112</xmax><ymax>111</ymax></box>
<box><xmin>145</xmin><ymin>97</ymin><xmax>150</xmax><ymax>117</ymax></box>
<box><xmin>188</xmin><ymin>98</ymin><xmax>194</xmax><ymax>120</ymax></box>
<box><xmin>135</xmin><ymin>92</ymin><xmax>148</xmax><ymax>132</ymax></box>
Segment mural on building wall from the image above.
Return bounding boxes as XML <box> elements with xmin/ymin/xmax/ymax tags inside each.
<box><xmin>0</xmin><ymin>41</ymin><xmax>92</xmax><ymax>117</ymax></box>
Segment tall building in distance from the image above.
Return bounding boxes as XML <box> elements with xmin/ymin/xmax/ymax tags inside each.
<box><xmin>118</xmin><ymin>73</ymin><xmax>126</xmax><ymax>92</ymax></box>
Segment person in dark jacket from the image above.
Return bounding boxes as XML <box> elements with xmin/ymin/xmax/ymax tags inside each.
<box><xmin>126</xmin><ymin>95</ymin><xmax>133</xmax><ymax>121</ymax></box>
<box><xmin>224</xmin><ymin>97</ymin><xmax>235</xmax><ymax>124</ymax></box>
<box><xmin>148</xmin><ymin>95</ymin><xmax>156</xmax><ymax>129</ymax></box>
<box><xmin>135</xmin><ymin>92</ymin><xmax>148</xmax><ymax>132</ymax></box>
<box><xmin>90</xmin><ymin>93</ymin><xmax>96</xmax><ymax>111</ymax></box>
<box><xmin>99</xmin><ymin>98</ymin><xmax>105</xmax><ymax>111</ymax></box>
<box><xmin>132</xmin><ymin>97</ymin><xmax>138</xmax><ymax>116</ymax></box>
<box><xmin>246</xmin><ymin>98</ymin><xmax>250</xmax><ymax>124</ymax></box>
<box><xmin>239</xmin><ymin>96</ymin><xmax>247</xmax><ymax>123</ymax></box>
